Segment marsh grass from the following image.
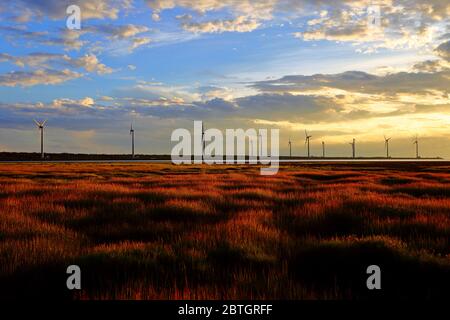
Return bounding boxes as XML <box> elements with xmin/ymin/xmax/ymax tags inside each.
<box><xmin>0</xmin><ymin>162</ymin><xmax>449</xmax><ymax>300</ymax></box>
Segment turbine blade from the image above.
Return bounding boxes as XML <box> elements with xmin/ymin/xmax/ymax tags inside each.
<box><xmin>33</xmin><ymin>119</ymin><xmax>40</xmax><ymax>126</ymax></box>
<box><xmin>42</xmin><ymin>120</ymin><xmax>47</xmax><ymax>126</ymax></box>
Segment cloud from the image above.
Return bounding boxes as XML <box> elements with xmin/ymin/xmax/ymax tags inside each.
<box><xmin>100</xmin><ymin>96</ymin><xmax>115</xmax><ymax>101</ymax></box>
<box><xmin>145</xmin><ymin>0</ymin><xmax>450</xmax><ymax>48</ymax></box>
<box><xmin>0</xmin><ymin>53</ymin><xmax>62</xmax><ymax>68</ymax></box>
<box><xmin>52</xmin><ymin>97</ymin><xmax>96</xmax><ymax>108</ymax></box>
<box><xmin>198</xmin><ymin>85</ymin><xmax>234</xmax><ymax>100</ymax></box>
<box><xmin>3</xmin><ymin>0</ymin><xmax>132</xmax><ymax>21</ymax></box>
<box><xmin>0</xmin><ymin>53</ymin><xmax>113</xmax><ymax>75</ymax></box>
<box><xmin>84</xmin><ymin>25</ymin><xmax>152</xmax><ymax>53</ymax></box>
<box><xmin>231</xmin><ymin>93</ymin><xmax>349</xmax><ymax>123</ymax></box>
<box><xmin>130</xmin><ymin>37</ymin><xmax>151</xmax><ymax>51</ymax></box>
<box><xmin>251</xmin><ymin>70</ymin><xmax>450</xmax><ymax>96</ymax></box>
<box><xmin>0</xmin><ymin>69</ymin><xmax>82</xmax><ymax>87</ymax></box>
<box><xmin>5</xmin><ymin>61</ymin><xmax>442</xmax><ymax>124</ymax></box>
<box><xmin>3</xmin><ymin>0</ymin><xmax>445</xmax><ymax>56</ymax></box>
<box><xmin>181</xmin><ymin>16</ymin><xmax>261</xmax><ymax>33</ymax></box>
<box><xmin>294</xmin><ymin>1</ymin><xmax>449</xmax><ymax>53</ymax></box>
<box><xmin>86</xmin><ymin>24</ymin><xmax>149</xmax><ymax>39</ymax></box>
<box><xmin>0</xmin><ymin>23</ymin><xmax>150</xmax><ymax>52</ymax></box>
<box><xmin>146</xmin><ymin>0</ymin><xmax>276</xmax><ymax>19</ymax></box>
<box><xmin>413</xmin><ymin>59</ymin><xmax>450</xmax><ymax>73</ymax></box>
<box><xmin>147</xmin><ymin>0</ymin><xmax>276</xmax><ymax>33</ymax></box>
<box><xmin>68</xmin><ymin>54</ymin><xmax>113</xmax><ymax>74</ymax></box>
<box><xmin>152</xmin><ymin>12</ymin><xmax>160</xmax><ymax>21</ymax></box>
<box><xmin>435</xmin><ymin>40</ymin><xmax>450</xmax><ymax>61</ymax></box>
<box><xmin>0</xmin><ymin>26</ymin><xmax>86</xmax><ymax>50</ymax></box>
<box><xmin>114</xmin><ymin>82</ymin><xmax>200</xmax><ymax>105</ymax></box>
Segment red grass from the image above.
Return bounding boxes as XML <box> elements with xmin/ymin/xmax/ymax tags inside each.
<box><xmin>0</xmin><ymin>162</ymin><xmax>449</xmax><ymax>300</ymax></box>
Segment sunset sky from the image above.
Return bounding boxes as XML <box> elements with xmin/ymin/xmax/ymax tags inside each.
<box><xmin>0</xmin><ymin>0</ymin><xmax>449</xmax><ymax>157</ymax></box>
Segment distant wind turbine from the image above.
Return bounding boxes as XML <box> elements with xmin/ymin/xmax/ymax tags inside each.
<box><xmin>305</xmin><ymin>130</ymin><xmax>312</xmax><ymax>158</ymax></box>
<box><xmin>413</xmin><ymin>135</ymin><xmax>420</xmax><ymax>159</ymax></box>
<box><xmin>349</xmin><ymin>138</ymin><xmax>356</xmax><ymax>158</ymax></box>
<box><xmin>288</xmin><ymin>137</ymin><xmax>292</xmax><ymax>158</ymax></box>
<box><xmin>258</xmin><ymin>132</ymin><xmax>262</xmax><ymax>159</ymax></box>
<box><xmin>34</xmin><ymin>119</ymin><xmax>47</xmax><ymax>159</ymax></box>
<box><xmin>322</xmin><ymin>141</ymin><xmax>325</xmax><ymax>158</ymax></box>
<box><xmin>130</xmin><ymin>123</ymin><xmax>135</xmax><ymax>159</ymax></box>
<box><xmin>384</xmin><ymin>135</ymin><xmax>391</xmax><ymax>159</ymax></box>
<box><xmin>202</xmin><ymin>122</ymin><xmax>205</xmax><ymax>160</ymax></box>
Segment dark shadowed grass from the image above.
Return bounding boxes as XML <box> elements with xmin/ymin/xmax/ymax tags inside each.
<box><xmin>288</xmin><ymin>237</ymin><xmax>449</xmax><ymax>299</ymax></box>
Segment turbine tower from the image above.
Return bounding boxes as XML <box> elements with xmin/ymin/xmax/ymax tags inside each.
<box><xmin>384</xmin><ymin>135</ymin><xmax>391</xmax><ymax>159</ymax></box>
<box><xmin>288</xmin><ymin>137</ymin><xmax>292</xmax><ymax>158</ymax></box>
<box><xmin>34</xmin><ymin>119</ymin><xmax>47</xmax><ymax>159</ymax></box>
<box><xmin>201</xmin><ymin>122</ymin><xmax>205</xmax><ymax>160</ymax></box>
<box><xmin>349</xmin><ymin>138</ymin><xmax>356</xmax><ymax>159</ymax></box>
<box><xmin>258</xmin><ymin>132</ymin><xmax>262</xmax><ymax>159</ymax></box>
<box><xmin>305</xmin><ymin>130</ymin><xmax>312</xmax><ymax>158</ymax></box>
<box><xmin>413</xmin><ymin>135</ymin><xmax>419</xmax><ymax>159</ymax></box>
<box><xmin>130</xmin><ymin>123</ymin><xmax>135</xmax><ymax>159</ymax></box>
<box><xmin>322</xmin><ymin>141</ymin><xmax>325</xmax><ymax>158</ymax></box>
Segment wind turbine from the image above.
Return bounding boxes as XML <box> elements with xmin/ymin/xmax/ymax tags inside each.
<box><xmin>258</xmin><ymin>132</ymin><xmax>262</xmax><ymax>159</ymax></box>
<box><xmin>288</xmin><ymin>137</ymin><xmax>292</xmax><ymax>158</ymax></box>
<box><xmin>384</xmin><ymin>135</ymin><xmax>391</xmax><ymax>159</ymax></box>
<box><xmin>322</xmin><ymin>141</ymin><xmax>325</xmax><ymax>158</ymax></box>
<box><xmin>201</xmin><ymin>122</ymin><xmax>205</xmax><ymax>160</ymax></box>
<box><xmin>34</xmin><ymin>119</ymin><xmax>47</xmax><ymax>159</ymax></box>
<box><xmin>349</xmin><ymin>138</ymin><xmax>356</xmax><ymax>158</ymax></box>
<box><xmin>413</xmin><ymin>135</ymin><xmax>419</xmax><ymax>159</ymax></box>
<box><xmin>304</xmin><ymin>130</ymin><xmax>312</xmax><ymax>158</ymax></box>
<box><xmin>130</xmin><ymin>123</ymin><xmax>135</xmax><ymax>159</ymax></box>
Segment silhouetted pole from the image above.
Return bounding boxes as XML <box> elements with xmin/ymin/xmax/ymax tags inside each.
<box><xmin>386</xmin><ymin>140</ymin><xmax>389</xmax><ymax>158</ymax></box>
<box><xmin>130</xmin><ymin>124</ymin><xmax>135</xmax><ymax>159</ymax></box>
<box><xmin>353</xmin><ymin>139</ymin><xmax>355</xmax><ymax>158</ymax></box>
<box><xmin>350</xmin><ymin>138</ymin><xmax>355</xmax><ymax>158</ymax></box>
<box><xmin>288</xmin><ymin>138</ymin><xmax>292</xmax><ymax>158</ymax></box>
<box><xmin>307</xmin><ymin>138</ymin><xmax>310</xmax><ymax>158</ymax></box>
<box><xmin>415</xmin><ymin>141</ymin><xmax>419</xmax><ymax>158</ymax></box>
<box><xmin>40</xmin><ymin>127</ymin><xmax>44</xmax><ymax>159</ymax></box>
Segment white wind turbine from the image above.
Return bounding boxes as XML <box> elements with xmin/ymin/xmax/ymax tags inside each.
<box><xmin>384</xmin><ymin>135</ymin><xmax>391</xmax><ymax>159</ymax></box>
<box><xmin>130</xmin><ymin>123</ymin><xmax>135</xmax><ymax>159</ymax></box>
<box><xmin>322</xmin><ymin>141</ymin><xmax>325</xmax><ymax>158</ymax></box>
<box><xmin>304</xmin><ymin>130</ymin><xmax>312</xmax><ymax>158</ymax></box>
<box><xmin>349</xmin><ymin>138</ymin><xmax>356</xmax><ymax>159</ymax></box>
<box><xmin>34</xmin><ymin>119</ymin><xmax>47</xmax><ymax>159</ymax></box>
<box><xmin>413</xmin><ymin>135</ymin><xmax>420</xmax><ymax>159</ymax></box>
<box><xmin>288</xmin><ymin>137</ymin><xmax>292</xmax><ymax>158</ymax></box>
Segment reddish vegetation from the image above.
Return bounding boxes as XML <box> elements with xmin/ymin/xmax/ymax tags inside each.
<box><xmin>0</xmin><ymin>162</ymin><xmax>449</xmax><ymax>300</ymax></box>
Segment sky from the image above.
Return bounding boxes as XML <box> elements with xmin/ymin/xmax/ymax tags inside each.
<box><xmin>0</xmin><ymin>0</ymin><xmax>449</xmax><ymax>158</ymax></box>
